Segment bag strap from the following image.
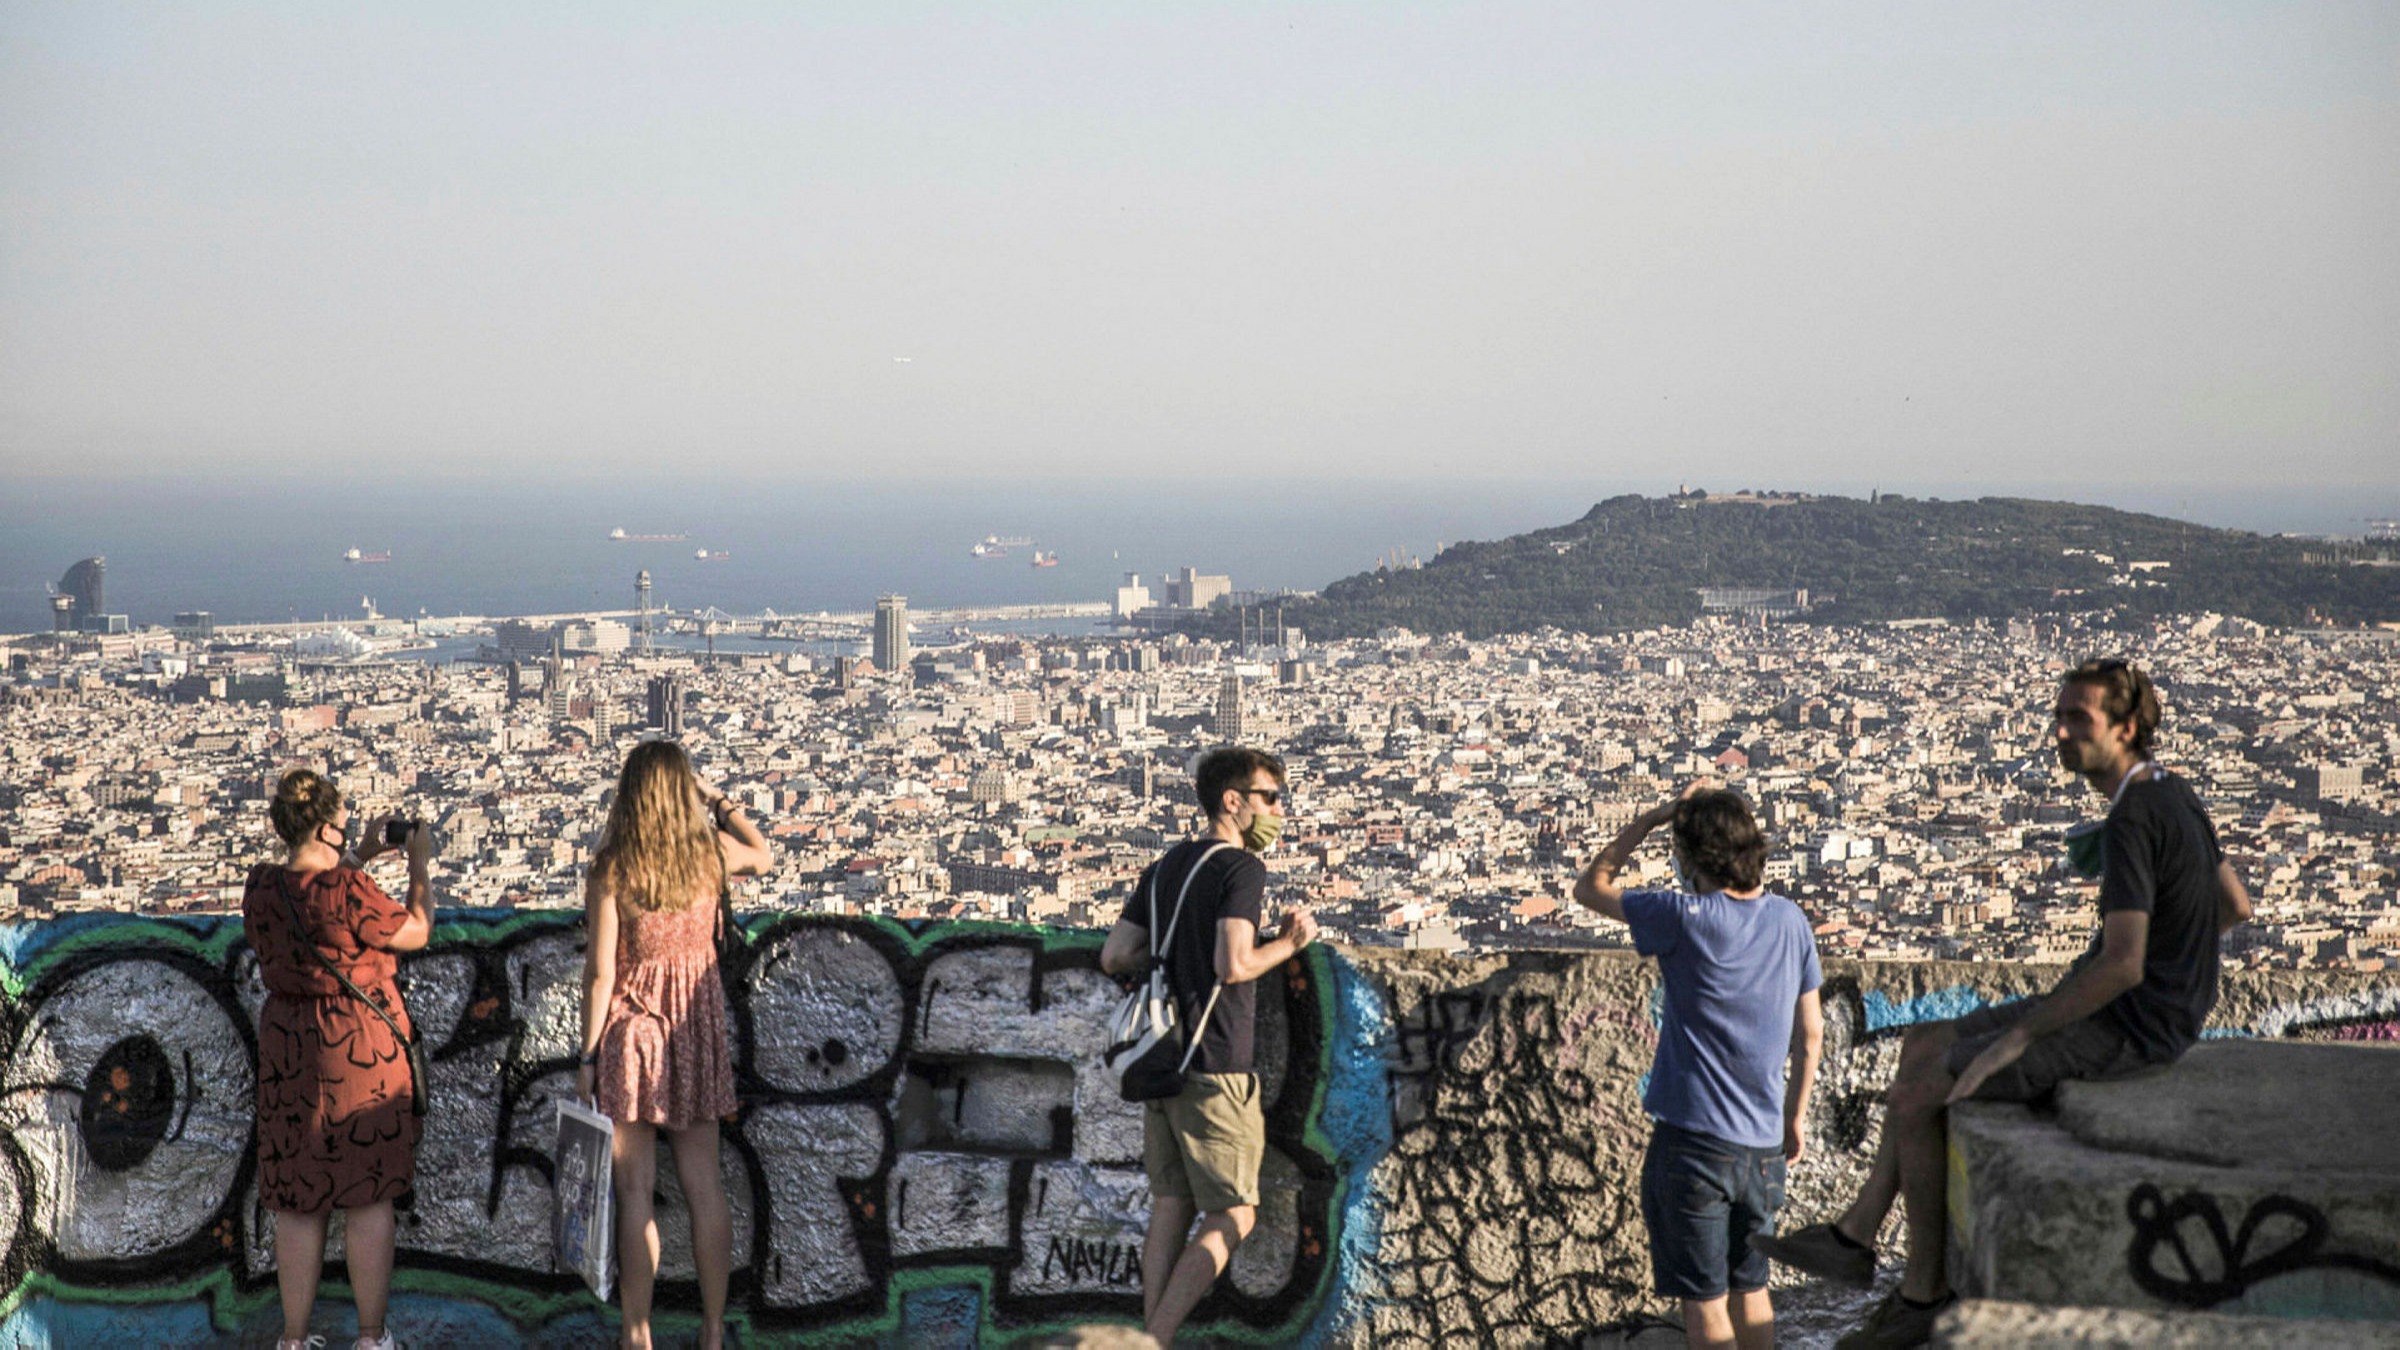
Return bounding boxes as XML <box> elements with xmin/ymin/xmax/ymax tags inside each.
<box><xmin>1154</xmin><ymin>841</ymin><xmax>1236</xmax><ymax>1074</ymax></box>
<box><xmin>715</xmin><ymin>834</ymin><xmax>734</xmax><ymax>951</ymax></box>
<box><xmin>1177</xmin><ymin>982</ymin><xmax>1225</xmax><ymax>1074</ymax></box>
<box><xmin>1150</xmin><ymin>841</ymin><xmax>1232</xmax><ymax>964</ymax></box>
<box><xmin>274</xmin><ymin>871</ymin><xmax>417</xmax><ymax>1052</ymax></box>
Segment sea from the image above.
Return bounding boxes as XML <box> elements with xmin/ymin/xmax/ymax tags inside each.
<box><xmin>1</xmin><ymin>475</ymin><xmax>2390</xmax><ymax>638</ymax></box>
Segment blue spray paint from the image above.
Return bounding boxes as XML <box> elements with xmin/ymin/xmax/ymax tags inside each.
<box><xmin>1862</xmin><ymin>986</ymin><xmax>2007</xmax><ymax>1034</ymax></box>
<box><xmin>1297</xmin><ymin>953</ymin><xmax>1397</xmax><ymax>1348</ymax></box>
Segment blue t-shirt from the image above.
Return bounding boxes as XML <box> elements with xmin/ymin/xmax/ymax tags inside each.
<box><xmin>1624</xmin><ymin>888</ymin><xmax>1823</xmax><ymax>1150</ymax></box>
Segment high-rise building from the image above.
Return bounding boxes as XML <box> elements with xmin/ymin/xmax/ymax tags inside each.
<box><xmin>1114</xmin><ymin>572</ymin><xmax>1152</xmax><ymax>618</ymax></box>
<box><xmin>647</xmin><ymin>674</ymin><xmax>685</xmax><ymax>737</ymax></box>
<box><xmin>636</xmin><ymin>570</ymin><xmax>654</xmax><ymax>653</ymax></box>
<box><xmin>873</xmin><ymin>595</ymin><xmax>910</xmax><ymax>674</ymax></box>
<box><xmin>50</xmin><ymin>596</ymin><xmax>76</xmax><ymax>634</ymax></box>
<box><xmin>57</xmin><ymin>557</ymin><xmax>104</xmax><ymax>629</ymax></box>
<box><xmin>172</xmin><ymin>612</ymin><xmax>215</xmax><ymax>642</ymax></box>
<box><xmin>1213</xmin><ymin>672</ymin><xmax>1247</xmax><ymax>743</ymax></box>
<box><xmin>1163</xmin><ymin>566</ymin><xmax>1231</xmax><ymax>611</ymax></box>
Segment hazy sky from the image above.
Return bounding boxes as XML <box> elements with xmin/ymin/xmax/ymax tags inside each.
<box><xmin>4</xmin><ymin>2</ymin><xmax>2395</xmax><ymax>489</ymax></box>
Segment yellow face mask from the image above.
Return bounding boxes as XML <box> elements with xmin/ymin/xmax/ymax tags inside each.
<box><xmin>1240</xmin><ymin>811</ymin><xmax>1282</xmax><ymax>853</ymax></box>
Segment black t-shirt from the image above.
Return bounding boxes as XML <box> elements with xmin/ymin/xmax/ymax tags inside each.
<box><xmin>2078</xmin><ymin>771</ymin><xmax>2226</xmax><ymax>1062</ymax></box>
<box><xmin>1118</xmin><ymin>839</ymin><xmax>1266</xmax><ymax>1075</ymax></box>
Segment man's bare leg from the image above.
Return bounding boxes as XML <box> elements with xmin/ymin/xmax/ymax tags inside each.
<box><xmin>1886</xmin><ymin>1053</ymin><xmax>1959</xmax><ymax>1301</ymax></box>
<box><xmin>1836</xmin><ymin>1019</ymin><xmax>1957</xmax><ymax>1246</ymax></box>
<box><xmin>1140</xmin><ymin>1196</ymin><xmax>1196</xmax><ymax>1327</ymax></box>
<box><xmin>1728</xmin><ymin>1287</ymin><xmax>1774</xmax><ymax>1350</ymax></box>
<box><xmin>1144</xmin><ymin>1204</ymin><xmax>1254</xmax><ymax>1345</ymax></box>
<box><xmin>1679</xmin><ymin>1293</ymin><xmax>1735</xmax><ymax>1349</ymax></box>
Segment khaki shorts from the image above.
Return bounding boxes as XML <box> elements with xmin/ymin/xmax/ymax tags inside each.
<box><xmin>1143</xmin><ymin>1072</ymin><xmax>1264</xmax><ymax>1212</ymax></box>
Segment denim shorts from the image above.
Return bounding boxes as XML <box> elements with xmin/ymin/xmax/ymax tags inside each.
<box><xmin>1640</xmin><ymin>1119</ymin><xmax>1786</xmax><ymax>1299</ymax></box>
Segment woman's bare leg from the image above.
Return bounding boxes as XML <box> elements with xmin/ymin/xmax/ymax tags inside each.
<box><xmin>667</xmin><ymin>1122</ymin><xmax>733</xmax><ymax>1350</ymax></box>
<box><xmin>613</xmin><ymin>1122</ymin><xmax>662</xmax><ymax>1350</ymax></box>
<box><xmin>273</xmin><ymin>1208</ymin><xmax>329</xmax><ymax>1344</ymax></box>
<box><xmin>343</xmin><ymin>1200</ymin><xmax>397</xmax><ymax>1342</ymax></box>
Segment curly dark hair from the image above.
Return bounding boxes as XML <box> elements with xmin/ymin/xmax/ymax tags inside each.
<box><xmin>2063</xmin><ymin>657</ymin><xmax>2162</xmax><ymax>757</ymax></box>
<box><xmin>1194</xmin><ymin>746</ymin><xmax>1286</xmax><ymax>820</ymax></box>
<box><xmin>269</xmin><ymin>768</ymin><xmax>343</xmax><ymax>850</ymax></box>
<box><xmin>1671</xmin><ymin>788</ymin><xmax>1769</xmax><ymax>894</ymax></box>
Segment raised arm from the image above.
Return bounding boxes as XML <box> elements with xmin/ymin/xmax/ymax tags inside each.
<box><xmin>361</xmin><ymin>815</ymin><xmax>438</xmax><ymax>953</ymax></box>
<box><xmin>697</xmin><ymin>783</ymin><xmax>774</xmax><ymax>877</ymax></box>
<box><xmin>1783</xmin><ymin>987</ymin><xmax>1823</xmax><ymax>1163</ymax></box>
<box><xmin>1572</xmin><ymin>798</ymin><xmax>1680</xmax><ymax>923</ymax></box>
<box><xmin>1215</xmin><ymin>909</ymin><xmax>1315</xmax><ymax>986</ymax></box>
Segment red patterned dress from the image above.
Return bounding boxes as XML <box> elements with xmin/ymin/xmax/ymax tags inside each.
<box><xmin>244</xmin><ymin>863</ymin><xmax>421</xmax><ymax>1214</ymax></box>
<box><xmin>596</xmin><ymin>893</ymin><xmax>737</xmax><ymax>1128</ymax></box>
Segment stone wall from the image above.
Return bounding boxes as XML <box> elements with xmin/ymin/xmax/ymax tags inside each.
<box><xmin>0</xmin><ymin>912</ymin><xmax>2393</xmax><ymax>1346</ymax></box>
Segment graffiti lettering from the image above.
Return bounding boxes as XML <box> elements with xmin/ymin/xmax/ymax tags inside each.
<box><xmin>2125</xmin><ymin>1183</ymin><xmax>2400</xmax><ymax>1311</ymax></box>
<box><xmin>1039</xmin><ymin>1236</ymin><xmax>1143</xmax><ymax>1287</ymax></box>
<box><xmin>0</xmin><ymin>913</ymin><xmax>1341</xmax><ymax>1344</ymax></box>
<box><xmin>1377</xmin><ymin>981</ymin><xmax>1641</xmax><ymax>1346</ymax></box>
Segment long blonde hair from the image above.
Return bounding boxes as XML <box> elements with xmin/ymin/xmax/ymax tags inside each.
<box><xmin>594</xmin><ymin>740</ymin><xmax>720</xmax><ymax>913</ymax></box>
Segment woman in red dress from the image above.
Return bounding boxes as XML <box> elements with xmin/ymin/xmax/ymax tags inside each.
<box><xmin>245</xmin><ymin>769</ymin><xmax>436</xmax><ymax>1350</ymax></box>
<box><xmin>577</xmin><ymin>740</ymin><xmax>772</xmax><ymax>1350</ymax></box>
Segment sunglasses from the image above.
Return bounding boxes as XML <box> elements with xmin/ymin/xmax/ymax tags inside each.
<box><xmin>1242</xmin><ymin>787</ymin><xmax>1285</xmax><ymax>807</ymax></box>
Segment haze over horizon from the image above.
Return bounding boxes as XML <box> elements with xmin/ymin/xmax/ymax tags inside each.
<box><xmin>4</xmin><ymin>3</ymin><xmax>2396</xmax><ymax>495</ymax></box>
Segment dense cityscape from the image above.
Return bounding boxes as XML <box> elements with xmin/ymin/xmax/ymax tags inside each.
<box><xmin>7</xmin><ymin>571</ymin><xmax>2394</xmax><ymax>974</ymax></box>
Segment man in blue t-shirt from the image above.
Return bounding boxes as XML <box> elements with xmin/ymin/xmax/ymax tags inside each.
<box><xmin>1575</xmin><ymin>786</ymin><xmax>1824</xmax><ymax>1350</ymax></box>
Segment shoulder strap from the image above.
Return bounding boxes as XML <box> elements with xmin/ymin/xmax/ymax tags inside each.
<box><xmin>1150</xmin><ymin>841</ymin><xmax>1232</xmax><ymax>963</ymax></box>
<box><xmin>275</xmin><ymin>873</ymin><xmax>416</xmax><ymax>1051</ymax></box>
<box><xmin>715</xmin><ymin>834</ymin><xmax>734</xmax><ymax>948</ymax></box>
<box><xmin>1177</xmin><ymin>983</ymin><xmax>1225</xmax><ymax>1074</ymax></box>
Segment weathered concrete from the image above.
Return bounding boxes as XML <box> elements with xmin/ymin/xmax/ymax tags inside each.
<box><xmin>0</xmin><ymin>914</ymin><xmax>2394</xmax><ymax>1346</ymax></box>
<box><xmin>1949</xmin><ymin>1043</ymin><xmax>2400</xmax><ymax>1325</ymax></box>
<box><xmin>2052</xmin><ymin>1039</ymin><xmax>2400</xmax><ymax>1175</ymax></box>
<box><xmin>1934</xmin><ymin>1296</ymin><xmax>2400</xmax><ymax>1348</ymax></box>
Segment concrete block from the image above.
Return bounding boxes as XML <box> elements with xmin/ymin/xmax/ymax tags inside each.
<box><xmin>1934</xmin><ymin>1296</ymin><xmax>2400</xmax><ymax>1348</ymax></box>
<box><xmin>1949</xmin><ymin>1042</ymin><xmax>2400</xmax><ymax>1325</ymax></box>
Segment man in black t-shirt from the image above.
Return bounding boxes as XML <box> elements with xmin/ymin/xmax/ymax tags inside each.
<box><xmin>1101</xmin><ymin>746</ymin><xmax>1316</xmax><ymax>1345</ymax></box>
<box><xmin>1755</xmin><ymin>660</ymin><xmax>2254</xmax><ymax>1350</ymax></box>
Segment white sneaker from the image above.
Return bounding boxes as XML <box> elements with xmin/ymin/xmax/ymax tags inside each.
<box><xmin>353</xmin><ymin>1332</ymin><xmax>398</xmax><ymax>1350</ymax></box>
<box><xmin>275</xmin><ymin>1337</ymin><xmax>326</xmax><ymax>1350</ymax></box>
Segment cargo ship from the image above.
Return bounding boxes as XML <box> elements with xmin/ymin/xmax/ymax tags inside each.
<box><xmin>971</xmin><ymin>534</ymin><xmax>1033</xmax><ymax>559</ymax></box>
<box><xmin>343</xmin><ymin>548</ymin><xmax>392</xmax><ymax>564</ymax></box>
<box><xmin>1029</xmin><ymin>549</ymin><xmax>1059</xmax><ymax>567</ymax></box>
<box><xmin>609</xmin><ymin>527</ymin><xmax>690</xmax><ymax>542</ymax></box>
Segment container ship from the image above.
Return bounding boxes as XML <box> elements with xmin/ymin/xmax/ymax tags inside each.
<box><xmin>343</xmin><ymin>548</ymin><xmax>392</xmax><ymax>564</ymax></box>
<box><xmin>609</xmin><ymin>527</ymin><xmax>690</xmax><ymax>542</ymax></box>
<box><xmin>971</xmin><ymin>534</ymin><xmax>1034</xmax><ymax>559</ymax></box>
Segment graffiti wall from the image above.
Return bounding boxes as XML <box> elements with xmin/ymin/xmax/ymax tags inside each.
<box><xmin>0</xmin><ymin>914</ymin><xmax>2394</xmax><ymax>1346</ymax></box>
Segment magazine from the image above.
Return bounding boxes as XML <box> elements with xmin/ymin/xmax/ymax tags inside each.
<box><xmin>553</xmin><ymin>1097</ymin><xmax>615</xmax><ymax>1300</ymax></box>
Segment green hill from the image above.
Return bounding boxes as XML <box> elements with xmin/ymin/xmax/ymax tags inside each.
<box><xmin>1229</xmin><ymin>492</ymin><xmax>2400</xmax><ymax>639</ymax></box>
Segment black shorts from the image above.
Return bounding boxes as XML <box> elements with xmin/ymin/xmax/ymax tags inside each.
<box><xmin>1942</xmin><ymin>998</ymin><xmax>2154</xmax><ymax>1103</ymax></box>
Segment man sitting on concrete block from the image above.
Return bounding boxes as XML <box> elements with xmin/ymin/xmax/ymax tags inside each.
<box><xmin>1751</xmin><ymin>658</ymin><xmax>2254</xmax><ymax>1350</ymax></box>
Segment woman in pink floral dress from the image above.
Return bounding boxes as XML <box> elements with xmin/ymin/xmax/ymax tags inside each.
<box><xmin>576</xmin><ymin>740</ymin><xmax>772</xmax><ymax>1350</ymax></box>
